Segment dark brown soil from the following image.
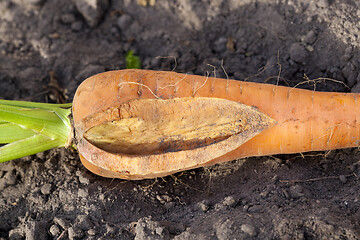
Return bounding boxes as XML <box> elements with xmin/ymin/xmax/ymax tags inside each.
<box><xmin>1</xmin><ymin>0</ymin><xmax>360</xmax><ymax>239</ymax></box>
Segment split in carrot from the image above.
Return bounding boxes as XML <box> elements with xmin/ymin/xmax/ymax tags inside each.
<box><xmin>1</xmin><ymin>69</ymin><xmax>360</xmax><ymax>180</ymax></box>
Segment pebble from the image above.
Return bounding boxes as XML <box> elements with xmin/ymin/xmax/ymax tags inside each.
<box><xmin>0</xmin><ymin>170</ymin><xmax>17</xmax><ymax>191</ymax></box>
<box><xmin>197</xmin><ymin>201</ymin><xmax>209</xmax><ymax>212</ymax></box>
<box><xmin>215</xmin><ymin>219</ymin><xmax>235</xmax><ymax>239</ymax></box>
<box><xmin>214</xmin><ymin>202</ymin><xmax>226</xmax><ymax>211</ymax></box>
<box><xmin>76</xmin><ymin>170</ymin><xmax>90</xmax><ymax>185</ymax></box>
<box><xmin>289</xmin><ymin>43</ymin><xmax>307</xmax><ymax>63</ymax></box>
<box><xmin>78</xmin><ymin>188</ymin><xmax>89</xmax><ymax>198</ymax></box>
<box><xmin>40</xmin><ymin>183</ymin><xmax>52</xmax><ymax>195</ymax></box>
<box><xmin>54</xmin><ymin>217</ymin><xmax>70</xmax><ymax>229</ymax></box>
<box><xmin>243</xmin><ymin>203</ymin><xmax>249</xmax><ymax>211</ymax></box>
<box><xmin>247</xmin><ymin>205</ymin><xmax>262</xmax><ymax>213</ymax></box>
<box><xmin>75</xmin><ymin>0</ymin><xmax>109</xmax><ymax>27</ymax></box>
<box><xmin>222</xmin><ymin>196</ymin><xmax>236</xmax><ymax>207</ymax></box>
<box><xmin>25</xmin><ymin>221</ymin><xmax>47</xmax><ymax>240</ymax></box>
<box><xmin>35</xmin><ymin>151</ymin><xmax>45</xmax><ymax>159</ymax></box>
<box><xmin>106</xmin><ymin>224</ymin><xmax>117</xmax><ymax>235</ymax></box>
<box><xmin>306</xmin><ymin>15</ymin><xmax>313</xmax><ymax>23</ymax></box>
<box><xmin>289</xmin><ymin>185</ymin><xmax>304</xmax><ymax>199</ymax></box>
<box><xmin>303</xmin><ymin>30</ymin><xmax>317</xmax><ymax>44</ymax></box>
<box><xmin>88</xmin><ymin>229</ymin><xmax>96</xmax><ymax>236</ymax></box>
<box><xmin>49</xmin><ymin>224</ymin><xmax>61</xmax><ymax>237</ymax></box>
<box><xmin>156</xmin><ymin>194</ymin><xmax>172</xmax><ymax>204</ymax></box>
<box><xmin>317</xmin><ymin>0</ymin><xmax>329</xmax><ymax>8</ymax></box>
<box><xmin>68</xmin><ymin>226</ymin><xmax>84</xmax><ymax>240</ymax></box>
<box><xmin>339</xmin><ymin>175</ymin><xmax>347</xmax><ymax>183</ymax></box>
<box><xmin>240</xmin><ymin>224</ymin><xmax>257</xmax><ymax>237</ymax></box>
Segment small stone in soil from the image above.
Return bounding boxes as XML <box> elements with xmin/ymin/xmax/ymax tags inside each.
<box><xmin>247</xmin><ymin>205</ymin><xmax>262</xmax><ymax>213</ymax></box>
<box><xmin>78</xmin><ymin>188</ymin><xmax>89</xmax><ymax>198</ymax></box>
<box><xmin>339</xmin><ymin>175</ymin><xmax>347</xmax><ymax>183</ymax></box>
<box><xmin>49</xmin><ymin>224</ymin><xmax>61</xmax><ymax>237</ymax></box>
<box><xmin>240</xmin><ymin>224</ymin><xmax>257</xmax><ymax>237</ymax></box>
<box><xmin>40</xmin><ymin>183</ymin><xmax>52</xmax><ymax>195</ymax></box>
<box><xmin>303</xmin><ymin>30</ymin><xmax>317</xmax><ymax>44</ymax></box>
<box><xmin>78</xmin><ymin>174</ymin><xmax>90</xmax><ymax>185</ymax></box>
<box><xmin>87</xmin><ymin>229</ymin><xmax>96</xmax><ymax>236</ymax></box>
<box><xmin>317</xmin><ymin>0</ymin><xmax>329</xmax><ymax>8</ymax></box>
<box><xmin>222</xmin><ymin>196</ymin><xmax>236</xmax><ymax>207</ymax></box>
<box><xmin>54</xmin><ymin>217</ymin><xmax>70</xmax><ymax>229</ymax></box>
<box><xmin>197</xmin><ymin>201</ymin><xmax>209</xmax><ymax>212</ymax></box>
<box><xmin>68</xmin><ymin>226</ymin><xmax>84</xmax><ymax>240</ymax></box>
<box><xmin>75</xmin><ymin>0</ymin><xmax>109</xmax><ymax>27</ymax></box>
<box><xmin>25</xmin><ymin>221</ymin><xmax>48</xmax><ymax>240</ymax></box>
<box><xmin>0</xmin><ymin>170</ymin><xmax>17</xmax><ymax>190</ymax></box>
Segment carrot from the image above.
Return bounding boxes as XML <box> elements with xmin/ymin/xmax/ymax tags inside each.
<box><xmin>71</xmin><ymin>69</ymin><xmax>360</xmax><ymax>180</ymax></box>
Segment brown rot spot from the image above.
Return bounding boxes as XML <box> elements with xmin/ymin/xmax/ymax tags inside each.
<box><xmin>84</xmin><ymin>97</ymin><xmax>276</xmax><ymax>155</ymax></box>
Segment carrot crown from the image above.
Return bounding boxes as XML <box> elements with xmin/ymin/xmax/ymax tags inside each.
<box><xmin>0</xmin><ymin>100</ymin><xmax>72</xmax><ymax>162</ymax></box>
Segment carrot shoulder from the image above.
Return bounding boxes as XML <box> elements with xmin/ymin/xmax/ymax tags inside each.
<box><xmin>72</xmin><ymin>69</ymin><xmax>360</xmax><ymax>179</ymax></box>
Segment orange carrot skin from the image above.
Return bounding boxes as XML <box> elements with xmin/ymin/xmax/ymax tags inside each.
<box><xmin>73</xmin><ymin>70</ymin><xmax>360</xmax><ymax>179</ymax></box>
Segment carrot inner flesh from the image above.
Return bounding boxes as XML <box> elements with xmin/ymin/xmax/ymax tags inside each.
<box><xmin>83</xmin><ymin>97</ymin><xmax>276</xmax><ymax>155</ymax></box>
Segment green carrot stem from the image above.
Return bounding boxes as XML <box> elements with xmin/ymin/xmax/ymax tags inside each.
<box><xmin>0</xmin><ymin>122</ymin><xmax>37</xmax><ymax>143</ymax></box>
<box><xmin>0</xmin><ymin>100</ymin><xmax>72</xmax><ymax>163</ymax></box>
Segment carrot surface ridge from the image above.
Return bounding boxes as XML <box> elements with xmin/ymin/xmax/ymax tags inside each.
<box><xmin>72</xmin><ymin>69</ymin><xmax>360</xmax><ymax>179</ymax></box>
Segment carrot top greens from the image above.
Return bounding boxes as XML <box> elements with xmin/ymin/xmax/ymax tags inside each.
<box><xmin>0</xmin><ymin>100</ymin><xmax>72</xmax><ymax>162</ymax></box>
<box><xmin>125</xmin><ymin>51</ymin><xmax>141</xmax><ymax>69</ymax></box>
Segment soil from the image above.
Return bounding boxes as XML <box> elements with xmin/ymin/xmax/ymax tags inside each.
<box><xmin>1</xmin><ymin>0</ymin><xmax>360</xmax><ymax>239</ymax></box>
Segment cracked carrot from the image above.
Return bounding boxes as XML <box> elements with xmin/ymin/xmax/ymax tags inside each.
<box><xmin>71</xmin><ymin>69</ymin><xmax>360</xmax><ymax>179</ymax></box>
